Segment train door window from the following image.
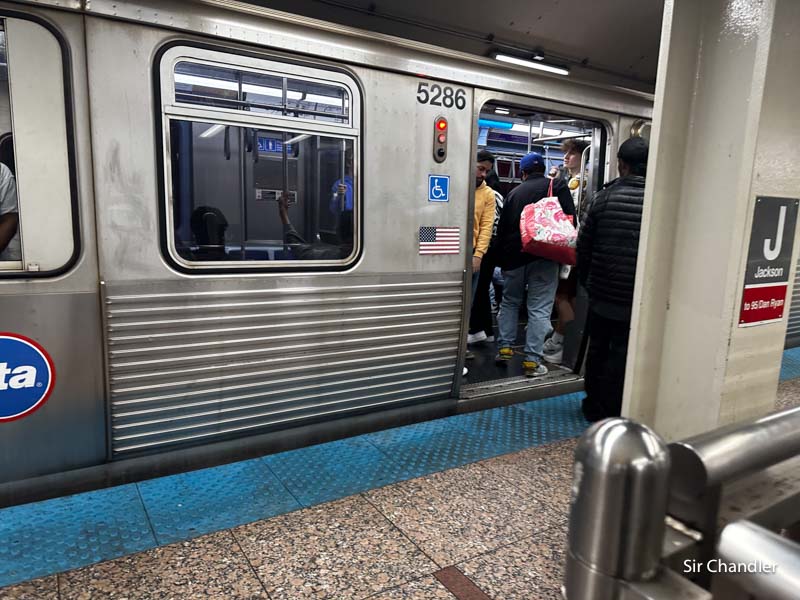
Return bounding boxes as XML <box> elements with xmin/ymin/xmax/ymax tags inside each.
<box><xmin>0</xmin><ymin>28</ymin><xmax>19</xmax><ymax>268</ymax></box>
<box><xmin>0</xmin><ymin>17</ymin><xmax>77</xmax><ymax>274</ymax></box>
<box><xmin>468</xmin><ymin>101</ymin><xmax>606</xmax><ymax>387</ymax></box>
<box><xmin>159</xmin><ymin>47</ymin><xmax>360</xmax><ymax>270</ymax></box>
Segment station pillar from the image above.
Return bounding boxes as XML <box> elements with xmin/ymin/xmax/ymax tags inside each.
<box><xmin>624</xmin><ymin>0</ymin><xmax>800</xmax><ymax>439</ymax></box>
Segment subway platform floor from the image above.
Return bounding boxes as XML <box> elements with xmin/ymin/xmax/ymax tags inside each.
<box><xmin>2</xmin><ymin>349</ymin><xmax>800</xmax><ymax>599</ymax></box>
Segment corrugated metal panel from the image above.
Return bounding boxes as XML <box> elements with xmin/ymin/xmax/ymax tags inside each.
<box><xmin>105</xmin><ymin>276</ymin><xmax>463</xmax><ymax>455</ymax></box>
<box><xmin>786</xmin><ymin>260</ymin><xmax>800</xmax><ymax>347</ymax></box>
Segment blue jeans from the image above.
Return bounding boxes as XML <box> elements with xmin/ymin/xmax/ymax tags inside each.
<box><xmin>489</xmin><ymin>267</ymin><xmax>504</xmax><ymax>306</ymax></box>
<box><xmin>497</xmin><ymin>260</ymin><xmax>559</xmax><ymax>363</ymax></box>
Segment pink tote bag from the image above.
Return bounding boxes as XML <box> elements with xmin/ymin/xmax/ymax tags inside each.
<box><xmin>519</xmin><ymin>179</ymin><xmax>577</xmax><ymax>265</ymax></box>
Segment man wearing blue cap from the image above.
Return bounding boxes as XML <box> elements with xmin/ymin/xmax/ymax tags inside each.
<box><xmin>493</xmin><ymin>151</ymin><xmax>575</xmax><ymax>376</ymax></box>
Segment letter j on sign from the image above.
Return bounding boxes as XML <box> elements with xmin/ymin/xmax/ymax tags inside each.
<box><xmin>739</xmin><ymin>197</ymin><xmax>799</xmax><ymax>327</ymax></box>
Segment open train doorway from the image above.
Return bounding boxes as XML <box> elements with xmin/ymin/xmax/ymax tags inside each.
<box><xmin>460</xmin><ymin>100</ymin><xmax>607</xmax><ymax>400</ymax></box>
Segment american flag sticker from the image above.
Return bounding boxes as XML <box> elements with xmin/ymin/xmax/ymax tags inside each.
<box><xmin>419</xmin><ymin>226</ymin><xmax>460</xmax><ymax>254</ymax></box>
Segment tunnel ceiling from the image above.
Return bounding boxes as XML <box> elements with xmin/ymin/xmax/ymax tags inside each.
<box><xmin>246</xmin><ymin>0</ymin><xmax>665</xmax><ymax>93</ymax></box>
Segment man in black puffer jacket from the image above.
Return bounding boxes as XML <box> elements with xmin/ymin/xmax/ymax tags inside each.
<box><xmin>577</xmin><ymin>136</ymin><xmax>648</xmax><ymax>421</ymax></box>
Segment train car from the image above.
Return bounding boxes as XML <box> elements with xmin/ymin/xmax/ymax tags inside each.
<box><xmin>0</xmin><ymin>0</ymin><xmax>653</xmax><ymax>499</ymax></box>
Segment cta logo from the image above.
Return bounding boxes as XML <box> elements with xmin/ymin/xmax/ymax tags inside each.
<box><xmin>0</xmin><ymin>333</ymin><xmax>55</xmax><ymax>422</ymax></box>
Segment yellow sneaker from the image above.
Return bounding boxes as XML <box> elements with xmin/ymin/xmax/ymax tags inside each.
<box><xmin>495</xmin><ymin>347</ymin><xmax>514</xmax><ymax>363</ymax></box>
<box><xmin>523</xmin><ymin>360</ymin><xmax>548</xmax><ymax>377</ymax></box>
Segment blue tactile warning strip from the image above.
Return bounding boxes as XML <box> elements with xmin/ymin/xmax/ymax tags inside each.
<box><xmin>0</xmin><ymin>484</ymin><xmax>156</xmax><ymax>587</ymax></box>
<box><xmin>265</xmin><ymin>436</ymin><xmax>420</xmax><ymax>507</ymax></box>
<box><xmin>137</xmin><ymin>457</ymin><xmax>302</xmax><ymax>545</ymax></box>
<box><xmin>5</xmin><ymin>348</ymin><xmax>800</xmax><ymax>591</ymax></box>
<box><xmin>780</xmin><ymin>347</ymin><xmax>800</xmax><ymax>381</ymax></box>
<box><xmin>368</xmin><ymin>424</ymin><xmax>500</xmax><ymax>478</ymax></box>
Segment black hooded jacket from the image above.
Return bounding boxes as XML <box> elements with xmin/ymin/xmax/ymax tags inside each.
<box><xmin>577</xmin><ymin>175</ymin><xmax>646</xmax><ymax>321</ymax></box>
<box><xmin>494</xmin><ymin>174</ymin><xmax>575</xmax><ymax>271</ymax></box>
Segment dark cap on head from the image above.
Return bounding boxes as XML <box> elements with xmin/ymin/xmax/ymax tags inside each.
<box><xmin>477</xmin><ymin>149</ymin><xmax>495</xmax><ymax>164</ymax></box>
<box><xmin>617</xmin><ymin>137</ymin><xmax>649</xmax><ymax>175</ymax></box>
<box><xmin>520</xmin><ymin>152</ymin><xmax>545</xmax><ymax>173</ymax></box>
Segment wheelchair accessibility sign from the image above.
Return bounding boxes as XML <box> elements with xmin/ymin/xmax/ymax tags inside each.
<box><xmin>428</xmin><ymin>175</ymin><xmax>450</xmax><ymax>202</ymax></box>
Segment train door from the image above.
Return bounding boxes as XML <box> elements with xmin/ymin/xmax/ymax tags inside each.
<box><xmin>0</xmin><ymin>7</ymin><xmax>105</xmax><ymax>485</ymax></box>
<box><xmin>460</xmin><ymin>91</ymin><xmax>616</xmax><ymax>401</ymax></box>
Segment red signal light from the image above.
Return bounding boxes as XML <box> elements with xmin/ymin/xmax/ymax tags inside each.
<box><xmin>433</xmin><ymin>116</ymin><xmax>448</xmax><ymax>163</ymax></box>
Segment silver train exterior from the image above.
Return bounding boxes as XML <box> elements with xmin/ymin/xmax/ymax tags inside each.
<box><xmin>0</xmin><ymin>0</ymin><xmax>652</xmax><ymax>499</ymax></box>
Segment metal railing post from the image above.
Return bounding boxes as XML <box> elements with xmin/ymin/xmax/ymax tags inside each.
<box><xmin>564</xmin><ymin>418</ymin><xmax>671</xmax><ymax>599</ymax></box>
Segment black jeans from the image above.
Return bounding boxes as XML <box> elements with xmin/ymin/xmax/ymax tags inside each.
<box><xmin>582</xmin><ymin>310</ymin><xmax>630</xmax><ymax>421</ymax></box>
<box><xmin>469</xmin><ymin>247</ymin><xmax>500</xmax><ymax>336</ymax></box>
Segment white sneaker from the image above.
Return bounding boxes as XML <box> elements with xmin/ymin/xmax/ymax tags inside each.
<box><xmin>467</xmin><ymin>331</ymin><xmax>487</xmax><ymax>344</ymax></box>
<box><xmin>543</xmin><ymin>348</ymin><xmax>563</xmax><ymax>364</ymax></box>
<box><xmin>543</xmin><ymin>337</ymin><xmax>563</xmax><ymax>354</ymax></box>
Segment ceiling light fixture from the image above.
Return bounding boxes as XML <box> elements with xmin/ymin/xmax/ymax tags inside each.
<box><xmin>285</xmin><ymin>133</ymin><xmax>311</xmax><ymax>145</ymax></box>
<box><xmin>199</xmin><ymin>124</ymin><xmax>225</xmax><ymax>138</ymax></box>
<box><xmin>532</xmin><ymin>132</ymin><xmax>589</xmax><ymax>143</ymax></box>
<box><xmin>493</xmin><ymin>53</ymin><xmax>570</xmax><ymax>77</ymax></box>
<box><xmin>510</xmin><ymin>123</ymin><xmax>562</xmax><ymax>137</ymax></box>
<box><xmin>494</xmin><ymin>107</ymin><xmax>510</xmax><ymax>115</ymax></box>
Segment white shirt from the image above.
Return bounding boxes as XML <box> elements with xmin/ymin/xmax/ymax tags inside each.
<box><xmin>0</xmin><ymin>163</ymin><xmax>19</xmax><ymax>261</ymax></box>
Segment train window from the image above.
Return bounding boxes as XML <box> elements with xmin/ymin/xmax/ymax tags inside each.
<box><xmin>286</xmin><ymin>79</ymin><xmax>349</xmax><ymax>124</ymax></box>
<box><xmin>0</xmin><ymin>27</ymin><xmax>20</xmax><ymax>268</ymax></box>
<box><xmin>0</xmin><ymin>17</ymin><xmax>76</xmax><ymax>274</ymax></box>
<box><xmin>160</xmin><ymin>48</ymin><xmax>361</xmax><ymax>271</ymax></box>
<box><xmin>169</xmin><ymin>120</ymin><xmax>355</xmax><ymax>263</ymax></box>
<box><xmin>174</xmin><ymin>62</ymin><xmax>350</xmax><ymax>125</ymax></box>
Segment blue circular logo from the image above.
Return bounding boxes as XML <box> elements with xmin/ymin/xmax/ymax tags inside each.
<box><xmin>0</xmin><ymin>333</ymin><xmax>55</xmax><ymax>422</ymax></box>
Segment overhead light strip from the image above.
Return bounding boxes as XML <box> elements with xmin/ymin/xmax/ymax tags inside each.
<box><xmin>285</xmin><ymin>133</ymin><xmax>311</xmax><ymax>145</ymax></box>
<box><xmin>532</xmin><ymin>133</ymin><xmax>591</xmax><ymax>143</ymax></box>
<box><xmin>199</xmin><ymin>124</ymin><xmax>225</xmax><ymax>138</ymax></box>
<box><xmin>493</xmin><ymin>53</ymin><xmax>570</xmax><ymax>77</ymax></box>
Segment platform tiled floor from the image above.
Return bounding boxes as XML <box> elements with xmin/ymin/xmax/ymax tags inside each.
<box><xmin>234</xmin><ymin>496</ymin><xmax>438</xmax><ymax>600</ymax></box>
<box><xmin>0</xmin><ymin>436</ymin><xmax>578</xmax><ymax>600</ymax></box>
<box><xmin>1</xmin><ymin>353</ymin><xmax>799</xmax><ymax>599</ymax></box>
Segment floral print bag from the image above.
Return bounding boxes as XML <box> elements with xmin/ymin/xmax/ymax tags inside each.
<box><xmin>519</xmin><ymin>179</ymin><xmax>577</xmax><ymax>265</ymax></box>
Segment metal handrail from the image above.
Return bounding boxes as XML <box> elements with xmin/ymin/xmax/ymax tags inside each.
<box><xmin>670</xmin><ymin>407</ymin><xmax>800</xmax><ymax>497</ymax></box>
<box><xmin>564</xmin><ymin>412</ymin><xmax>800</xmax><ymax>599</ymax></box>
<box><xmin>576</xmin><ymin>144</ymin><xmax>590</xmax><ymax>222</ymax></box>
<box><xmin>716</xmin><ymin>520</ymin><xmax>800</xmax><ymax>599</ymax></box>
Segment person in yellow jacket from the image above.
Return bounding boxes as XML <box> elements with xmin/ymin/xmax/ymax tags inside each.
<box><xmin>464</xmin><ymin>150</ymin><xmax>497</xmax><ymax>373</ymax></box>
<box><xmin>473</xmin><ymin>150</ymin><xmax>496</xmax><ymax>286</ymax></box>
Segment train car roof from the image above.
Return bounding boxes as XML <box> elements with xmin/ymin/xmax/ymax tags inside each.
<box><xmin>20</xmin><ymin>0</ymin><xmax>653</xmax><ymax>118</ymax></box>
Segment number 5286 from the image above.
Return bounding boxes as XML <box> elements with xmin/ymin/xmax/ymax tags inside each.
<box><xmin>416</xmin><ymin>82</ymin><xmax>466</xmax><ymax>110</ymax></box>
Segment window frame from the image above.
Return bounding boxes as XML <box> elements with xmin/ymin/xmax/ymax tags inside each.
<box><xmin>155</xmin><ymin>42</ymin><xmax>363</xmax><ymax>274</ymax></box>
<box><xmin>173</xmin><ymin>60</ymin><xmax>352</xmax><ymax>125</ymax></box>
<box><xmin>0</xmin><ymin>10</ymin><xmax>81</xmax><ymax>279</ymax></box>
